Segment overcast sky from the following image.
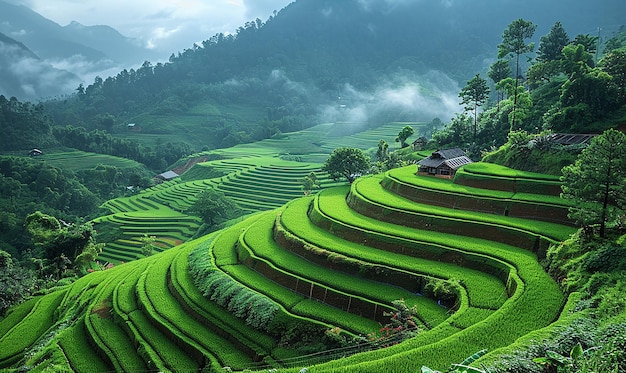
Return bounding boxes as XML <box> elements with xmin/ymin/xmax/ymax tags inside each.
<box><xmin>14</xmin><ymin>0</ymin><xmax>294</xmax><ymax>55</ymax></box>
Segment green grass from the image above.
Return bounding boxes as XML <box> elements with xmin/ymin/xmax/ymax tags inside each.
<box><xmin>34</xmin><ymin>148</ymin><xmax>146</xmax><ymax>171</ymax></box>
<box><xmin>0</xmin><ymin>290</ymin><xmax>66</xmax><ymax>367</ymax></box>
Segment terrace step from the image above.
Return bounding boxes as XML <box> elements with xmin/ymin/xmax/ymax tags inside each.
<box><xmin>383</xmin><ymin>166</ymin><xmax>572</xmax><ymax>225</ymax></box>
<box><xmin>136</xmin><ymin>247</ymin><xmax>255</xmax><ymax>370</ymax></box>
<box><xmin>280</xmin><ymin>195</ymin><xmax>508</xmax><ymax>310</ymax></box>
<box><xmin>347</xmin><ymin>174</ymin><xmax>575</xmax><ymax>257</ymax></box>
<box><xmin>209</xmin><ymin>216</ymin><xmax>380</xmax><ymax>335</ymax></box>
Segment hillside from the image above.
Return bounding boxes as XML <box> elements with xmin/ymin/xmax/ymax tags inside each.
<box><xmin>40</xmin><ymin>0</ymin><xmax>626</xmax><ymax>151</ymax></box>
<box><xmin>1</xmin><ymin>1</ymin><xmax>625</xmax><ymax>371</ymax></box>
<box><xmin>0</xmin><ymin>137</ymin><xmax>577</xmax><ymax>370</ymax></box>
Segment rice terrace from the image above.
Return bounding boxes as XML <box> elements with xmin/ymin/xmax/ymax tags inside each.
<box><xmin>1</xmin><ymin>1</ymin><xmax>626</xmax><ymax>372</ymax></box>
<box><xmin>0</xmin><ymin>121</ymin><xmax>581</xmax><ymax>372</ymax></box>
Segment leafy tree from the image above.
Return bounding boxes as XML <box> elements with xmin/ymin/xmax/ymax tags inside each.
<box><xmin>395</xmin><ymin>125</ymin><xmax>414</xmax><ymax>148</ymax></box>
<box><xmin>322</xmin><ymin>148</ymin><xmax>370</xmax><ymax>183</ymax></box>
<box><xmin>561</xmin><ymin>129</ymin><xmax>626</xmax><ymax>237</ymax></box>
<box><xmin>375</xmin><ymin>139</ymin><xmax>390</xmax><ymax>164</ymax></box>
<box><xmin>432</xmin><ymin>113</ymin><xmax>473</xmax><ymax>149</ymax></box>
<box><xmin>140</xmin><ymin>234</ymin><xmax>158</xmax><ymax>257</ymax></box>
<box><xmin>600</xmin><ymin>50</ymin><xmax>626</xmax><ymax>103</ymax></box>
<box><xmin>189</xmin><ymin>189</ymin><xmax>238</xmax><ymax>226</ymax></box>
<box><xmin>537</xmin><ymin>21</ymin><xmax>570</xmax><ymax>62</ymax></box>
<box><xmin>571</xmin><ymin>34</ymin><xmax>599</xmax><ymax>56</ymax></box>
<box><xmin>459</xmin><ymin>73</ymin><xmax>490</xmax><ymax>140</ymax></box>
<box><xmin>526</xmin><ymin>60</ymin><xmax>562</xmax><ymax>88</ymax></box>
<box><xmin>488</xmin><ymin>59</ymin><xmax>512</xmax><ymax>109</ymax></box>
<box><xmin>498</xmin><ymin>19</ymin><xmax>537</xmax><ymax>130</ymax></box>
<box><xmin>299</xmin><ymin>172</ymin><xmax>320</xmax><ymax>196</ymax></box>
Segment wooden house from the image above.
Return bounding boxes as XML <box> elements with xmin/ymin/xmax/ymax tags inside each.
<box><xmin>417</xmin><ymin>148</ymin><xmax>472</xmax><ymax>179</ymax></box>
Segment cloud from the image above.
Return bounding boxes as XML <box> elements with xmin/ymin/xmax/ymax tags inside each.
<box><xmin>0</xmin><ymin>42</ymin><xmax>82</xmax><ymax>100</ymax></box>
<box><xmin>319</xmin><ymin>71</ymin><xmax>461</xmax><ymax>125</ymax></box>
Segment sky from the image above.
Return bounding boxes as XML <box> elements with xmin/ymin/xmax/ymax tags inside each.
<box><xmin>12</xmin><ymin>0</ymin><xmax>295</xmax><ymax>55</ymax></box>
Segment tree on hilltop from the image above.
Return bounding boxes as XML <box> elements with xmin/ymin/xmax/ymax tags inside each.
<box><xmin>561</xmin><ymin>129</ymin><xmax>626</xmax><ymax>238</ymax></box>
<box><xmin>395</xmin><ymin>126</ymin><xmax>415</xmax><ymax>148</ymax></box>
<box><xmin>322</xmin><ymin>148</ymin><xmax>370</xmax><ymax>183</ymax></box>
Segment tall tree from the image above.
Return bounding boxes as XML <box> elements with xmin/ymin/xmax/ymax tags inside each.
<box><xmin>561</xmin><ymin>129</ymin><xmax>626</xmax><ymax>237</ymax></box>
<box><xmin>488</xmin><ymin>59</ymin><xmax>512</xmax><ymax>110</ymax></box>
<box><xmin>498</xmin><ymin>19</ymin><xmax>537</xmax><ymax>130</ymax></box>
<box><xmin>395</xmin><ymin>126</ymin><xmax>415</xmax><ymax>148</ymax></box>
<box><xmin>459</xmin><ymin>73</ymin><xmax>490</xmax><ymax>140</ymax></box>
<box><xmin>322</xmin><ymin>148</ymin><xmax>370</xmax><ymax>183</ymax></box>
<box><xmin>537</xmin><ymin>22</ymin><xmax>570</xmax><ymax>62</ymax></box>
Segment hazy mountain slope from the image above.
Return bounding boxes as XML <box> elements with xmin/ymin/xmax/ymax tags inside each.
<box><xmin>0</xmin><ymin>31</ymin><xmax>81</xmax><ymax>101</ymax></box>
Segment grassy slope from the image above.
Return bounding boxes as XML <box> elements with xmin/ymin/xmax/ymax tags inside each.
<box><xmin>0</xmin><ymin>123</ymin><xmax>574</xmax><ymax>372</ymax></box>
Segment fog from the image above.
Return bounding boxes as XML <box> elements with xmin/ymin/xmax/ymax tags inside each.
<box><xmin>0</xmin><ymin>42</ymin><xmax>81</xmax><ymax>101</ymax></box>
<box><xmin>319</xmin><ymin>71</ymin><xmax>461</xmax><ymax>125</ymax></box>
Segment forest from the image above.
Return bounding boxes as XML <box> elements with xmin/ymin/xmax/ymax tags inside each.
<box><xmin>0</xmin><ymin>0</ymin><xmax>625</xmax><ymax>371</ymax></box>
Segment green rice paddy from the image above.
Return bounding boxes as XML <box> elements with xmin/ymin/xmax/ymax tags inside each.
<box><xmin>0</xmin><ymin>122</ymin><xmax>573</xmax><ymax>372</ymax></box>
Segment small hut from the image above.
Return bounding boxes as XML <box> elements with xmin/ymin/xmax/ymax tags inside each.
<box><xmin>417</xmin><ymin>148</ymin><xmax>472</xmax><ymax>179</ymax></box>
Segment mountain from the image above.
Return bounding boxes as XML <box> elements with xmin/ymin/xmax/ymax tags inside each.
<box><xmin>0</xmin><ymin>31</ymin><xmax>81</xmax><ymax>101</ymax></box>
<box><xmin>0</xmin><ymin>0</ymin><xmax>159</xmax><ymax>99</ymax></box>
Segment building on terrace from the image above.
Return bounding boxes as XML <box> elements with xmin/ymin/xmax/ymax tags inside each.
<box><xmin>417</xmin><ymin>147</ymin><xmax>473</xmax><ymax>179</ymax></box>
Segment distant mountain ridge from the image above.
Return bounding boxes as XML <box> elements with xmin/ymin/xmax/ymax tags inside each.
<box><xmin>0</xmin><ymin>31</ymin><xmax>80</xmax><ymax>101</ymax></box>
<box><xmin>0</xmin><ymin>1</ymin><xmax>156</xmax><ymax>65</ymax></box>
<box><xmin>0</xmin><ymin>0</ymin><xmax>160</xmax><ymax>100</ymax></box>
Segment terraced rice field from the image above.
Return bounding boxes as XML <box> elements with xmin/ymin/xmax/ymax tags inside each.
<box><xmin>1</xmin><ymin>161</ymin><xmax>570</xmax><ymax>372</ymax></box>
<box><xmin>34</xmin><ymin>149</ymin><xmax>145</xmax><ymax>171</ymax></box>
<box><xmin>94</xmin><ymin>157</ymin><xmax>340</xmax><ymax>263</ymax></box>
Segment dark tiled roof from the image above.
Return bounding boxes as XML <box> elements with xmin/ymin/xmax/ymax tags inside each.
<box><xmin>434</xmin><ymin>148</ymin><xmax>466</xmax><ymax>159</ymax></box>
<box><xmin>419</xmin><ymin>147</ymin><xmax>468</xmax><ymax>168</ymax></box>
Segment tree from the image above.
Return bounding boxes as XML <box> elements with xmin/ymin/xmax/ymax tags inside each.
<box><xmin>395</xmin><ymin>125</ymin><xmax>414</xmax><ymax>148</ymax></box>
<box><xmin>322</xmin><ymin>148</ymin><xmax>370</xmax><ymax>183</ymax></box>
<box><xmin>189</xmin><ymin>189</ymin><xmax>238</xmax><ymax>226</ymax></box>
<box><xmin>488</xmin><ymin>59</ymin><xmax>512</xmax><ymax>110</ymax></box>
<box><xmin>299</xmin><ymin>172</ymin><xmax>320</xmax><ymax>196</ymax></box>
<box><xmin>571</xmin><ymin>34</ymin><xmax>599</xmax><ymax>56</ymax></box>
<box><xmin>140</xmin><ymin>234</ymin><xmax>158</xmax><ymax>257</ymax></box>
<box><xmin>536</xmin><ymin>22</ymin><xmax>570</xmax><ymax>62</ymax></box>
<box><xmin>459</xmin><ymin>73</ymin><xmax>490</xmax><ymax>140</ymax></box>
<box><xmin>561</xmin><ymin>129</ymin><xmax>626</xmax><ymax>237</ymax></box>
<box><xmin>498</xmin><ymin>19</ymin><xmax>537</xmax><ymax>130</ymax></box>
<box><xmin>600</xmin><ymin>50</ymin><xmax>626</xmax><ymax>103</ymax></box>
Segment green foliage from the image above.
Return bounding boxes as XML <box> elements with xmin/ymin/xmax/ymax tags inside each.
<box><xmin>537</xmin><ymin>22</ymin><xmax>570</xmax><ymax>62</ymax></box>
<box><xmin>299</xmin><ymin>172</ymin><xmax>320</xmax><ymax>196</ymax></box>
<box><xmin>322</xmin><ymin>147</ymin><xmax>371</xmax><ymax>183</ymax></box>
<box><xmin>481</xmin><ymin>131</ymin><xmax>581</xmax><ymax>175</ymax></box>
<box><xmin>561</xmin><ymin>129</ymin><xmax>626</xmax><ymax>237</ymax></box>
<box><xmin>188</xmin><ymin>189</ymin><xmax>239</xmax><ymax>226</ymax></box>
<box><xmin>459</xmin><ymin>74</ymin><xmax>490</xmax><ymax>139</ymax></box>
<box><xmin>395</xmin><ymin>125</ymin><xmax>415</xmax><ymax>148</ymax></box>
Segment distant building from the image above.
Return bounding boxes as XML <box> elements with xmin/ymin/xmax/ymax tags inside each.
<box><xmin>28</xmin><ymin>148</ymin><xmax>43</xmax><ymax>156</ymax></box>
<box><xmin>417</xmin><ymin>148</ymin><xmax>473</xmax><ymax>179</ymax></box>
<box><xmin>412</xmin><ymin>136</ymin><xmax>428</xmax><ymax>151</ymax></box>
<box><xmin>155</xmin><ymin>170</ymin><xmax>179</xmax><ymax>183</ymax></box>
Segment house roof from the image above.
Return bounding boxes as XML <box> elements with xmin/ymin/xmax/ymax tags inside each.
<box><xmin>419</xmin><ymin>148</ymin><xmax>470</xmax><ymax>168</ymax></box>
<box><xmin>158</xmin><ymin>171</ymin><xmax>179</xmax><ymax>180</ymax></box>
<box><xmin>444</xmin><ymin>156</ymin><xmax>473</xmax><ymax>170</ymax></box>
<box><xmin>545</xmin><ymin>133</ymin><xmax>597</xmax><ymax>145</ymax></box>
